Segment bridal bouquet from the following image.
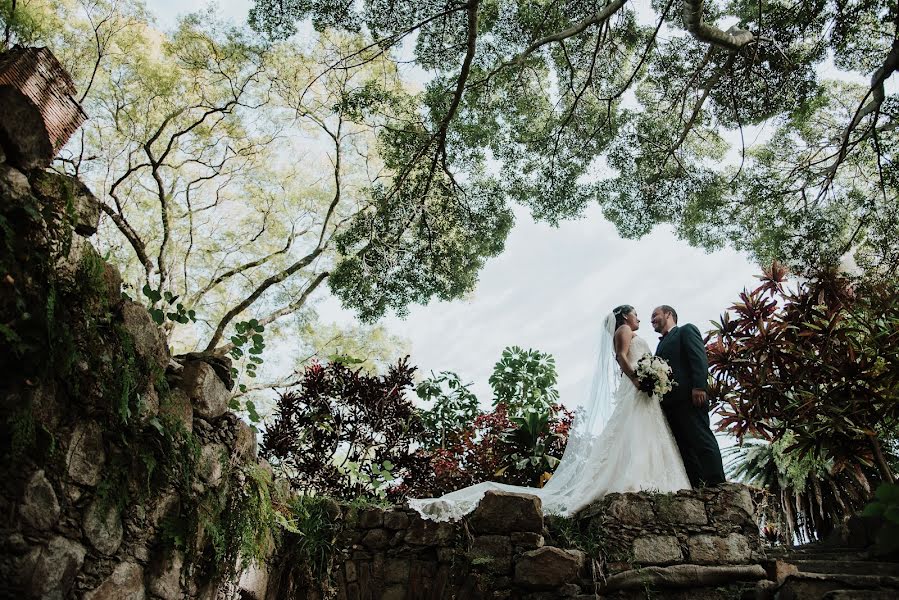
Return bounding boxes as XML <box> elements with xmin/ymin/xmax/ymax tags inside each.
<box><xmin>634</xmin><ymin>354</ymin><xmax>676</xmax><ymax>398</ymax></box>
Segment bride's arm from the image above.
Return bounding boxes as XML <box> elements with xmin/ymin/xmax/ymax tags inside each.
<box><xmin>613</xmin><ymin>326</ymin><xmax>638</xmax><ymax>385</ymax></box>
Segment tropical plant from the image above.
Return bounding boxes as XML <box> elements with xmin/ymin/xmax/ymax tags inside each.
<box><xmin>406</xmin><ymin>401</ymin><xmax>574</xmax><ymax>495</ymax></box>
<box><xmin>725</xmin><ymin>436</ymin><xmax>880</xmax><ymax>544</ymax></box>
<box><xmin>415</xmin><ymin>371</ymin><xmax>480</xmax><ymax>451</ymax></box>
<box><xmin>258</xmin><ymin>357</ymin><xmax>427</xmax><ymax>498</ymax></box>
<box><xmin>710</xmin><ymin>265</ymin><xmax>899</xmax><ymax>486</ymax></box>
<box><xmin>862</xmin><ymin>482</ymin><xmax>899</xmax><ymax>554</ymax></box>
<box><xmin>489</xmin><ymin>346</ymin><xmax>559</xmax><ymax>417</ymax></box>
<box><xmin>246</xmin><ymin>0</ymin><xmax>899</xmax><ymax>276</ymax></box>
<box><xmin>502</xmin><ymin>405</ymin><xmax>573</xmax><ymax>486</ymax></box>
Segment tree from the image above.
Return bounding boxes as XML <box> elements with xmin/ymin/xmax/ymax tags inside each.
<box><xmin>1</xmin><ymin>1</ymin><xmax>498</xmax><ymax>395</ymax></box>
<box><xmin>247</xmin><ymin>0</ymin><xmax>899</xmax><ymax>276</ymax></box>
<box><xmin>708</xmin><ymin>264</ymin><xmax>899</xmax><ymax>489</ymax></box>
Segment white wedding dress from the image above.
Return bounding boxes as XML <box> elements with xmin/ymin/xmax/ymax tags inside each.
<box><xmin>408</xmin><ymin>314</ymin><xmax>690</xmax><ymax>521</ymax></box>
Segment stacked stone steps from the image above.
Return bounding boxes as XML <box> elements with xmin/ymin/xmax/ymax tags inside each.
<box><xmin>765</xmin><ymin>544</ymin><xmax>899</xmax><ymax>600</ymax></box>
<box><xmin>786</xmin><ymin>560</ymin><xmax>899</xmax><ymax>577</ymax></box>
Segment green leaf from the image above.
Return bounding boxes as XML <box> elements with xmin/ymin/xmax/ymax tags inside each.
<box><xmin>228</xmin><ymin>398</ymin><xmax>240</xmax><ymax>410</ymax></box>
<box><xmin>875</xmin><ymin>483</ymin><xmax>899</xmax><ymax>504</ymax></box>
<box><xmin>142</xmin><ymin>284</ymin><xmax>162</xmax><ymax>303</ymax></box>
<box><xmin>885</xmin><ymin>505</ymin><xmax>899</xmax><ymax>525</ymax></box>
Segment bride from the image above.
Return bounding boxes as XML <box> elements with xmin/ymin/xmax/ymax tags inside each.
<box><xmin>407</xmin><ymin>305</ymin><xmax>691</xmax><ymax>521</ymax></box>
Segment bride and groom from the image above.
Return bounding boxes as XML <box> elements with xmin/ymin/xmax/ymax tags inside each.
<box><xmin>408</xmin><ymin>305</ymin><xmax>726</xmax><ymax>522</ymax></box>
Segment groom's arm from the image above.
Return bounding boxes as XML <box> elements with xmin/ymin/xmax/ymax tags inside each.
<box><xmin>681</xmin><ymin>324</ymin><xmax>710</xmax><ymax>404</ymax></box>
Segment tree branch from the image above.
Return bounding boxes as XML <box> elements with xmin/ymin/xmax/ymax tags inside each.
<box><xmin>97</xmin><ymin>201</ymin><xmax>153</xmax><ymax>279</ymax></box>
<box><xmin>203</xmin><ymin>247</ymin><xmax>324</xmax><ymax>352</ymax></box>
<box><xmin>682</xmin><ymin>0</ymin><xmax>757</xmax><ymax>51</ymax></box>
<box><xmin>187</xmin><ymin>227</ymin><xmax>297</xmax><ymax>307</ymax></box>
<box><xmin>212</xmin><ymin>271</ymin><xmax>330</xmax><ymax>355</ymax></box>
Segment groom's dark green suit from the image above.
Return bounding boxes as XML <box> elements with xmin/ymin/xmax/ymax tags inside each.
<box><xmin>655</xmin><ymin>324</ymin><xmax>726</xmax><ymax>487</ymax></box>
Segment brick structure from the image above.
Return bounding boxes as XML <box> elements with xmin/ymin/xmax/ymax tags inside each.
<box><xmin>0</xmin><ymin>46</ymin><xmax>86</xmax><ymax>169</ymax></box>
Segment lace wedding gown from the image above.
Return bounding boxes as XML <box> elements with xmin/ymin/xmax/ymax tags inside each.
<box><xmin>408</xmin><ymin>320</ymin><xmax>690</xmax><ymax>522</ymax></box>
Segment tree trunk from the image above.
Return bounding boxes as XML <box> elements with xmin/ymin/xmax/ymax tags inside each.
<box><xmin>868</xmin><ymin>433</ymin><xmax>895</xmax><ymax>484</ymax></box>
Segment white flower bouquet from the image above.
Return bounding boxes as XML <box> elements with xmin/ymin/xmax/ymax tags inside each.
<box><xmin>634</xmin><ymin>354</ymin><xmax>676</xmax><ymax>398</ymax></box>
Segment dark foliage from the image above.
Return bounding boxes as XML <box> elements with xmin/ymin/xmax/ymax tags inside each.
<box><xmin>709</xmin><ymin>264</ymin><xmax>899</xmax><ymax>539</ymax></box>
<box><xmin>403</xmin><ymin>402</ymin><xmax>573</xmax><ymax>497</ymax></box>
<box><xmin>260</xmin><ymin>357</ymin><xmax>426</xmax><ymax>498</ymax></box>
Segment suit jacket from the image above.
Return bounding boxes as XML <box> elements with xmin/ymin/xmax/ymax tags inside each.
<box><xmin>655</xmin><ymin>324</ymin><xmax>709</xmax><ymax>408</ymax></box>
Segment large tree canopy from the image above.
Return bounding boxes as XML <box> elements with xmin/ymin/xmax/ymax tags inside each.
<box><xmin>249</xmin><ymin>0</ymin><xmax>899</xmax><ymax>277</ymax></box>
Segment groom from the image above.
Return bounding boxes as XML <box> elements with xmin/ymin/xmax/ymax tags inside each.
<box><xmin>651</xmin><ymin>305</ymin><xmax>726</xmax><ymax>487</ymax></box>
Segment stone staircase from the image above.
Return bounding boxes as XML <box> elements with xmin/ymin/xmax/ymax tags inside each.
<box><xmin>760</xmin><ymin>544</ymin><xmax>899</xmax><ymax>599</ymax></box>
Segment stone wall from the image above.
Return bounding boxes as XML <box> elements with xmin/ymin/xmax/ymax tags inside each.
<box><xmin>0</xmin><ymin>156</ymin><xmax>272</xmax><ymax>599</ymax></box>
<box><xmin>257</xmin><ymin>488</ymin><xmax>769</xmax><ymax>600</ymax></box>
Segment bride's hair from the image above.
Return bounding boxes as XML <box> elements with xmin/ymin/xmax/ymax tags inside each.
<box><xmin>612</xmin><ymin>304</ymin><xmax>634</xmax><ymax>329</ymax></box>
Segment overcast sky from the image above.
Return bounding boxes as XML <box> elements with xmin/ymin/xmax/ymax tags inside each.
<box><xmin>145</xmin><ymin>0</ymin><xmax>762</xmax><ymax>429</ymax></box>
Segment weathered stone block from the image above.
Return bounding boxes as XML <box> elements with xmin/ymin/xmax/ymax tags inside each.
<box><xmin>197</xmin><ymin>443</ymin><xmax>227</xmax><ymax>488</ymax></box>
<box><xmin>21</xmin><ymin>536</ymin><xmax>86</xmax><ymax>598</ymax></box>
<box><xmin>66</xmin><ymin>420</ymin><xmax>105</xmax><ymax>487</ymax></box>
<box><xmin>656</xmin><ymin>496</ymin><xmax>708</xmax><ymax>525</ymax></box>
<box><xmin>405</xmin><ymin>517</ymin><xmax>457</xmax><ymax>546</ymax></box>
<box><xmin>83</xmin><ymin>498</ymin><xmax>124</xmax><ymax>555</ymax></box>
<box><xmin>632</xmin><ymin>535</ymin><xmax>684</xmax><ymax>565</ymax></box>
<box><xmin>362</xmin><ymin>528</ymin><xmax>391</xmax><ymax>550</ymax></box>
<box><xmin>232</xmin><ymin>417</ymin><xmax>258</xmax><ymax>459</ymax></box>
<box><xmin>120</xmin><ymin>300</ymin><xmax>169</xmax><ymax>369</ymax></box>
<box><xmin>84</xmin><ymin>561</ymin><xmax>146</xmax><ymax>600</ymax></box>
<box><xmin>148</xmin><ymin>490</ymin><xmax>180</xmax><ymax>528</ymax></box>
<box><xmin>468</xmin><ymin>534</ymin><xmax>512</xmax><ymax>574</ymax></box>
<box><xmin>0</xmin><ymin>163</ymin><xmax>32</xmax><ymax>202</ymax></box>
<box><xmin>147</xmin><ymin>548</ymin><xmax>183</xmax><ymax>600</ymax></box>
<box><xmin>179</xmin><ymin>360</ymin><xmax>229</xmax><ymax>420</ymax></box>
<box><xmin>237</xmin><ymin>561</ymin><xmax>269</xmax><ymax>600</ymax></box>
<box><xmin>710</xmin><ymin>484</ymin><xmax>756</xmax><ymax>525</ymax></box>
<box><xmin>359</xmin><ymin>507</ymin><xmax>385</xmax><ymax>528</ymax></box>
<box><xmin>384</xmin><ymin>511</ymin><xmax>410</xmax><ymax>530</ymax></box>
<box><xmin>19</xmin><ymin>469</ymin><xmax>60</xmax><ymax>531</ymax></box>
<box><xmin>345</xmin><ymin>560</ymin><xmax>358</xmax><ymax>582</ymax></box>
<box><xmin>384</xmin><ymin>558</ymin><xmax>411</xmax><ymax>583</ymax></box>
<box><xmin>103</xmin><ymin>261</ymin><xmax>122</xmax><ymax>301</ymax></box>
<box><xmin>600</xmin><ymin>564</ymin><xmax>768</xmax><ymax>592</ymax></box>
<box><xmin>159</xmin><ymin>388</ymin><xmax>193</xmax><ymax>433</ymax></box>
<box><xmin>381</xmin><ymin>585</ymin><xmax>406</xmax><ymax>600</ymax></box>
<box><xmin>469</xmin><ymin>491</ymin><xmax>543</xmax><ymax>534</ymax></box>
<box><xmin>511</xmin><ymin>531</ymin><xmax>545</xmax><ymax>549</ymax></box>
<box><xmin>30</xmin><ymin>169</ymin><xmax>100</xmax><ymax>236</ymax></box>
<box><xmin>514</xmin><ymin>546</ymin><xmax>585</xmax><ymax>589</ymax></box>
<box><xmin>137</xmin><ymin>382</ymin><xmax>160</xmax><ymax>426</ymax></box>
<box><xmin>687</xmin><ymin>534</ymin><xmax>751</xmax><ymax>565</ymax></box>
<box><xmin>605</xmin><ymin>494</ymin><xmax>656</xmax><ymax>526</ymax></box>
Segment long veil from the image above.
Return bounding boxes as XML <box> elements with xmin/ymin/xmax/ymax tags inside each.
<box><xmin>407</xmin><ymin>314</ymin><xmax>620</xmax><ymax>520</ymax></box>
